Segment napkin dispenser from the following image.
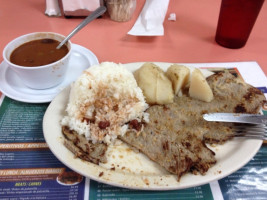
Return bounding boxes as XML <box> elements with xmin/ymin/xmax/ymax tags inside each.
<box><xmin>46</xmin><ymin>0</ymin><xmax>104</xmax><ymax>17</ymax></box>
<box><xmin>62</xmin><ymin>0</ymin><xmax>104</xmax><ymax>17</ymax></box>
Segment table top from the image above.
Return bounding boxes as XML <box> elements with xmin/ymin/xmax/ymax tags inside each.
<box><xmin>0</xmin><ymin>0</ymin><xmax>267</xmax><ymax>75</ymax></box>
<box><xmin>0</xmin><ymin>1</ymin><xmax>267</xmax><ymax>200</ymax></box>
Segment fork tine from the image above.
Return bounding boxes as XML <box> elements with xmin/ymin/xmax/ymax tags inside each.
<box><xmin>234</xmin><ymin>135</ymin><xmax>267</xmax><ymax>140</ymax></box>
<box><xmin>233</xmin><ymin>129</ymin><xmax>266</xmax><ymax>136</ymax></box>
<box><xmin>231</xmin><ymin>124</ymin><xmax>267</xmax><ymax>140</ymax></box>
<box><xmin>233</xmin><ymin>123</ymin><xmax>267</xmax><ymax>128</ymax></box>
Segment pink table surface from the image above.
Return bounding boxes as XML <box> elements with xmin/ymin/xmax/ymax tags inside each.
<box><xmin>0</xmin><ymin>0</ymin><xmax>266</xmax><ymax>87</ymax></box>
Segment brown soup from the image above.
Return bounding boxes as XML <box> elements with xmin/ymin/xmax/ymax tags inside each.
<box><xmin>10</xmin><ymin>38</ymin><xmax>69</xmax><ymax>67</ymax></box>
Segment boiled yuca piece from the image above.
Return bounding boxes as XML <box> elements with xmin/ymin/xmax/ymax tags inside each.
<box><xmin>166</xmin><ymin>64</ymin><xmax>190</xmax><ymax>95</ymax></box>
<box><xmin>189</xmin><ymin>68</ymin><xmax>214</xmax><ymax>102</ymax></box>
<box><xmin>134</xmin><ymin>63</ymin><xmax>174</xmax><ymax>104</ymax></box>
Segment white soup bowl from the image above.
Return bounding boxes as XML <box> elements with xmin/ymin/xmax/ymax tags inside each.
<box><xmin>3</xmin><ymin>32</ymin><xmax>72</xmax><ymax>89</ymax></box>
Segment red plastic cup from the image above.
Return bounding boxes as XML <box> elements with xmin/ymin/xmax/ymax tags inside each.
<box><xmin>215</xmin><ymin>0</ymin><xmax>264</xmax><ymax>49</ymax></box>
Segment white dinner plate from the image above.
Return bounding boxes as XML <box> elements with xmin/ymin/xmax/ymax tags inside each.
<box><xmin>43</xmin><ymin>62</ymin><xmax>262</xmax><ymax>190</ymax></box>
<box><xmin>0</xmin><ymin>44</ymin><xmax>99</xmax><ymax>103</ymax></box>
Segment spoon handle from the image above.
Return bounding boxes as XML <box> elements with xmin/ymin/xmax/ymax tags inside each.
<box><xmin>57</xmin><ymin>6</ymin><xmax>107</xmax><ymax>49</ymax></box>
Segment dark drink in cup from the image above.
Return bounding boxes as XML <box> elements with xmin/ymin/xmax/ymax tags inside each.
<box><xmin>215</xmin><ymin>0</ymin><xmax>264</xmax><ymax>49</ymax></box>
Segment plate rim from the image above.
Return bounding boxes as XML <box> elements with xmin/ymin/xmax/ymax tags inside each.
<box><xmin>0</xmin><ymin>44</ymin><xmax>99</xmax><ymax>103</ymax></box>
<box><xmin>43</xmin><ymin>62</ymin><xmax>263</xmax><ymax>190</ymax></box>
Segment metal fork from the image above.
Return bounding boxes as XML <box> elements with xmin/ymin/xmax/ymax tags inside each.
<box><xmin>231</xmin><ymin>123</ymin><xmax>267</xmax><ymax>140</ymax></box>
<box><xmin>203</xmin><ymin>113</ymin><xmax>267</xmax><ymax>140</ymax></box>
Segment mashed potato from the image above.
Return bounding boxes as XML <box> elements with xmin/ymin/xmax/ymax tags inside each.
<box><xmin>61</xmin><ymin>62</ymin><xmax>149</xmax><ymax>144</ymax></box>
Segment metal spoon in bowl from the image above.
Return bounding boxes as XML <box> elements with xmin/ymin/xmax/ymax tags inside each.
<box><xmin>56</xmin><ymin>6</ymin><xmax>107</xmax><ymax>49</ymax></box>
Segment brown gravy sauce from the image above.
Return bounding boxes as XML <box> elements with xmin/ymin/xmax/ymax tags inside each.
<box><xmin>10</xmin><ymin>38</ymin><xmax>69</xmax><ymax>67</ymax></box>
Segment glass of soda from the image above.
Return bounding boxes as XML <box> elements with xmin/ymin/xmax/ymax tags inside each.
<box><xmin>215</xmin><ymin>0</ymin><xmax>264</xmax><ymax>49</ymax></box>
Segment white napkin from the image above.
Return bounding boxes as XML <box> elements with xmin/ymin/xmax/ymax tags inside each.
<box><xmin>128</xmin><ymin>0</ymin><xmax>170</xmax><ymax>36</ymax></box>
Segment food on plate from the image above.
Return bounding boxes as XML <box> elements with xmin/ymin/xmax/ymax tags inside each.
<box><xmin>134</xmin><ymin>62</ymin><xmax>174</xmax><ymax>104</ymax></box>
<box><xmin>60</xmin><ymin>62</ymin><xmax>266</xmax><ymax>181</ymax></box>
<box><xmin>61</xmin><ymin>62</ymin><xmax>149</xmax><ymax>163</ymax></box>
<box><xmin>203</xmin><ymin>71</ymin><xmax>265</xmax><ymax>143</ymax></box>
<box><xmin>189</xmin><ymin>68</ymin><xmax>214</xmax><ymax>102</ymax></box>
<box><xmin>10</xmin><ymin>38</ymin><xmax>69</xmax><ymax>67</ymax></box>
<box><xmin>120</xmin><ymin>71</ymin><xmax>265</xmax><ymax>179</ymax></box>
<box><xmin>165</xmin><ymin>64</ymin><xmax>190</xmax><ymax>95</ymax></box>
<box><xmin>120</xmin><ymin>107</ymin><xmax>216</xmax><ymax>180</ymax></box>
<box><xmin>57</xmin><ymin>171</ymin><xmax>83</xmax><ymax>185</ymax></box>
<box><xmin>62</xmin><ymin>126</ymin><xmax>108</xmax><ymax>164</ymax></box>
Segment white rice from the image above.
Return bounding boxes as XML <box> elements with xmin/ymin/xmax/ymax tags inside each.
<box><xmin>61</xmin><ymin>62</ymin><xmax>149</xmax><ymax>144</ymax></box>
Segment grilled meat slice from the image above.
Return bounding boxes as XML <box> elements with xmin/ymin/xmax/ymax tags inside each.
<box><xmin>207</xmin><ymin>71</ymin><xmax>265</xmax><ymax>114</ymax></box>
<box><xmin>120</xmin><ymin>71</ymin><xmax>265</xmax><ymax>179</ymax></box>
<box><xmin>172</xmin><ymin>71</ymin><xmax>266</xmax><ymax>143</ymax></box>
<box><xmin>62</xmin><ymin>126</ymin><xmax>107</xmax><ymax>164</ymax></box>
<box><xmin>120</xmin><ymin>105</ymin><xmax>216</xmax><ymax>180</ymax></box>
